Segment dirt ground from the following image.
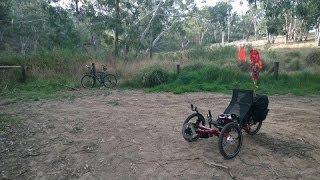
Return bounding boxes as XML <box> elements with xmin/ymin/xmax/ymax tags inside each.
<box><xmin>1</xmin><ymin>90</ymin><xmax>320</xmax><ymax>180</ymax></box>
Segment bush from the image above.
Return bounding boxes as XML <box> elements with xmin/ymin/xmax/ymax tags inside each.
<box><xmin>288</xmin><ymin>59</ymin><xmax>301</xmax><ymax>71</ymax></box>
<box><xmin>135</xmin><ymin>65</ymin><xmax>169</xmax><ymax>87</ymax></box>
<box><xmin>187</xmin><ymin>45</ymin><xmax>237</xmax><ymax>62</ymax></box>
<box><xmin>236</xmin><ymin>61</ymin><xmax>250</xmax><ymax>72</ymax></box>
<box><xmin>286</xmin><ymin>51</ymin><xmax>301</xmax><ymax>59</ymax></box>
<box><xmin>305</xmin><ymin>50</ymin><xmax>320</xmax><ymax>65</ymax></box>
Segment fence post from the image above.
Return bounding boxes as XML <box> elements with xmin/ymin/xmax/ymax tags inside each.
<box><xmin>92</xmin><ymin>63</ymin><xmax>96</xmax><ymax>76</ymax></box>
<box><xmin>273</xmin><ymin>62</ymin><xmax>279</xmax><ymax>80</ymax></box>
<box><xmin>177</xmin><ymin>64</ymin><xmax>180</xmax><ymax>74</ymax></box>
<box><xmin>21</xmin><ymin>65</ymin><xmax>26</xmax><ymax>82</ymax></box>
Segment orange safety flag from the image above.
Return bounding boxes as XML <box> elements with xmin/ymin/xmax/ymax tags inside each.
<box><xmin>238</xmin><ymin>46</ymin><xmax>246</xmax><ymax>61</ymax></box>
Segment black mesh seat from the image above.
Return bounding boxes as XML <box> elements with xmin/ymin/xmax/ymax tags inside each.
<box><xmin>223</xmin><ymin>89</ymin><xmax>254</xmax><ymax>125</ymax></box>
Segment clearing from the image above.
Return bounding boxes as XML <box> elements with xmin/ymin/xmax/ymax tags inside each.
<box><xmin>1</xmin><ymin>90</ymin><xmax>320</xmax><ymax>179</ymax></box>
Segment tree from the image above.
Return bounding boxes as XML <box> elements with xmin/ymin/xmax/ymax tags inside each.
<box><xmin>0</xmin><ymin>0</ymin><xmax>11</xmax><ymax>49</ymax></box>
<box><xmin>138</xmin><ymin>0</ymin><xmax>196</xmax><ymax>58</ymax></box>
<box><xmin>208</xmin><ymin>2</ymin><xmax>233</xmax><ymax>44</ymax></box>
<box><xmin>0</xmin><ymin>0</ymin><xmax>80</xmax><ymax>53</ymax></box>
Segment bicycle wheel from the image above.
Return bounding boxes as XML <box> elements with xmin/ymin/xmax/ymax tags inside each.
<box><xmin>182</xmin><ymin>113</ymin><xmax>205</xmax><ymax>142</ymax></box>
<box><xmin>218</xmin><ymin>123</ymin><xmax>242</xmax><ymax>159</ymax></box>
<box><xmin>244</xmin><ymin>116</ymin><xmax>262</xmax><ymax>135</ymax></box>
<box><xmin>102</xmin><ymin>74</ymin><xmax>117</xmax><ymax>88</ymax></box>
<box><xmin>81</xmin><ymin>75</ymin><xmax>95</xmax><ymax>88</ymax></box>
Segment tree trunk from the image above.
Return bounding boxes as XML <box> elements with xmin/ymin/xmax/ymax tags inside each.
<box><xmin>304</xmin><ymin>31</ymin><xmax>309</xmax><ymax>41</ymax></box>
<box><xmin>299</xmin><ymin>19</ymin><xmax>304</xmax><ymax>41</ymax></box>
<box><xmin>318</xmin><ymin>24</ymin><xmax>320</xmax><ymax>46</ymax></box>
<box><xmin>253</xmin><ymin>14</ymin><xmax>257</xmax><ymax>41</ymax></box>
<box><xmin>114</xmin><ymin>0</ymin><xmax>120</xmax><ymax>57</ymax></box>
<box><xmin>267</xmin><ymin>31</ymin><xmax>270</xmax><ymax>44</ymax></box>
<box><xmin>288</xmin><ymin>15</ymin><xmax>294</xmax><ymax>40</ymax></box>
<box><xmin>285</xmin><ymin>14</ymin><xmax>288</xmax><ymax>44</ymax></box>
<box><xmin>199</xmin><ymin>28</ymin><xmax>208</xmax><ymax>46</ymax></box>
<box><xmin>227</xmin><ymin>18</ymin><xmax>231</xmax><ymax>42</ymax></box>
<box><xmin>74</xmin><ymin>0</ymin><xmax>79</xmax><ymax>14</ymax></box>
<box><xmin>221</xmin><ymin>30</ymin><xmax>225</xmax><ymax>45</ymax></box>
<box><xmin>0</xmin><ymin>31</ymin><xmax>3</xmax><ymax>41</ymax></box>
<box><xmin>293</xmin><ymin>16</ymin><xmax>297</xmax><ymax>40</ymax></box>
<box><xmin>149</xmin><ymin>45</ymin><xmax>153</xmax><ymax>58</ymax></box>
<box><xmin>139</xmin><ymin>0</ymin><xmax>163</xmax><ymax>47</ymax></box>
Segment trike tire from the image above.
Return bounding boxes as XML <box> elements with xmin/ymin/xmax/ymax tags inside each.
<box><xmin>182</xmin><ymin>113</ymin><xmax>205</xmax><ymax>142</ymax></box>
<box><xmin>245</xmin><ymin>116</ymin><xmax>262</xmax><ymax>135</ymax></box>
<box><xmin>218</xmin><ymin>123</ymin><xmax>242</xmax><ymax>159</ymax></box>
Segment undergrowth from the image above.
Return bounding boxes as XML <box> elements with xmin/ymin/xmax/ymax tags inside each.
<box><xmin>1</xmin><ymin>47</ymin><xmax>320</xmax><ymax>101</ymax></box>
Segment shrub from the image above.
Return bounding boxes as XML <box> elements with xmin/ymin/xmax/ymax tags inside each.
<box><xmin>305</xmin><ymin>50</ymin><xmax>320</xmax><ymax>65</ymax></box>
<box><xmin>288</xmin><ymin>59</ymin><xmax>301</xmax><ymax>71</ymax></box>
<box><xmin>286</xmin><ymin>51</ymin><xmax>301</xmax><ymax>59</ymax></box>
<box><xmin>236</xmin><ymin>61</ymin><xmax>250</xmax><ymax>72</ymax></box>
<box><xmin>135</xmin><ymin>65</ymin><xmax>169</xmax><ymax>87</ymax></box>
<box><xmin>187</xmin><ymin>45</ymin><xmax>237</xmax><ymax>62</ymax></box>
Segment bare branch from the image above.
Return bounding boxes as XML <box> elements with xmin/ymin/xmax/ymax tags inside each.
<box><xmin>156</xmin><ymin>13</ymin><xmax>190</xmax><ymax>18</ymax></box>
<box><xmin>140</xmin><ymin>0</ymin><xmax>164</xmax><ymax>46</ymax></box>
<box><xmin>152</xmin><ymin>20</ymin><xmax>178</xmax><ymax>47</ymax></box>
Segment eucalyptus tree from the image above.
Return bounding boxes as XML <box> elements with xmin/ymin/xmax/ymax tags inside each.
<box><xmin>208</xmin><ymin>2</ymin><xmax>233</xmax><ymax>44</ymax></box>
<box><xmin>308</xmin><ymin>0</ymin><xmax>320</xmax><ymax>46</ymax></box>
<box><xmin>0</xmin><ymin>0</ymin><xmax>79</xmax><ymax>53</ymax></box>
<box><xmin>0</xmin><ymin>0</ymin><xmax>11</xmax><ymax>46</ymax></box>
<box><xmin>137</xmin><ymin>0</ymin><xmax>196</xmax><ymax>58</ymax></box>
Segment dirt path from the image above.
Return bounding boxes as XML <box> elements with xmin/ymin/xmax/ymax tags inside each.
<box><xmin>1</xmin><ymin>90</ymin><xmax>320</xmax><ymax>180</ymax></box>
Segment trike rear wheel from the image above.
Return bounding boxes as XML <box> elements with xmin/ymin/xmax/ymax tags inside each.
<box><xmin>218</xmin><ymin>123</ymin><xmax>242</xmax><ymax>159</ymax></box>
<box><xmin>244</xmin><ymin>116</ymin><xmax>262</xmax><ymax>135</ymax></box>
<box><xmin>182</xmin><ymin>113</ymin><xmax>205</xmax><ymax>142</ymax></box>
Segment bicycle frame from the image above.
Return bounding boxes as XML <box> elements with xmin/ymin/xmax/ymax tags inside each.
<box><xmin>195</xmin><ymin>123</ymin><xmax>250</xmax><ymax>137</ymax></box>
<box><xmin>196</xmin><ymin>124</ymin><xmax>220</xmax><ymax>136</ymax></box>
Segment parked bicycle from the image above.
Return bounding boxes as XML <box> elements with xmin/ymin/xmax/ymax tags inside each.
<box><xmin>81</xmin><ymin>64</ymin><xmax>117</xmax><ymax>88</ymax></box>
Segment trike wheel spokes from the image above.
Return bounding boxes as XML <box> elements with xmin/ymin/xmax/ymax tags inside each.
<box><xmin>245</xmin><ymin>117</ymin><xmax>262</xmax><ymax>135</ymax></box>
<box><xmin>218</xmin><ymin>123</ymin><xmax>242</xmax><ymax>159</ymax></box>
<box><xmin>182</xmin><ymin>113</ymin><xmax>205</xmax><ymax>142</ymax></box>
<box><xmin>81</xmin><ymin>75</ymin><xmax>95</xmax><ymax>88</ymax></box>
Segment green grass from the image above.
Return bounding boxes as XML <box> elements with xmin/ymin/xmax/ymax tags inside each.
<box><xmin>144</xmin><ymin>64</ymin><xmax>320</xmax><ymax>95</ymax></box>
<box><xmin>0</xmin><ymin>78</ymin><xmax>78</xmax><ymax>101</ymax></box>
<box><xmin>1</xmin><ymin>47</ymin><xmax>320</xmax><ymax>101</ymax></box>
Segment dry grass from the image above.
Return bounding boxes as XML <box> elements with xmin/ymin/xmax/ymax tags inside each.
<box><xmin>230</xmin><ymin>35</ymin><xmax>320</xmax><ymax>50</ymax></box>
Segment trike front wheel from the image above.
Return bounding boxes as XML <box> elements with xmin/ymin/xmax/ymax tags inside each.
<box><xmin>218</xmin><ymin>123</ymin><xmax>242</xmax><ymax>159</ymax></box>
<box><xmin>182</xmin><ymin>113</ymin><xmax>205</xmax><ymax>142</ymax></box>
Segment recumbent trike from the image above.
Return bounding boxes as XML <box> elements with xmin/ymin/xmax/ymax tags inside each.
<box><xmin>181</xmin><ymin>89</ymin><xmax>269</xmax><ymax>159</ymax></box>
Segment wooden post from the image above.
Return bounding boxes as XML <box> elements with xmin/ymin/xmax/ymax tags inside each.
<box><xmin>177</xmin><ymin>64</ymin><xmax>180</xmax><ymax>74</ymax></box>
<box><xmin>21</xmin><ymin>65</ymin><xmax>26</xmax><ymax>82</ymax></box>
<box><xmin>273</xmin><ymin>62</ymin><xmax>279</xmax><ymax>80</ymax></box>
<box><xmin>92</xmin><ymin>63</ymin><xmax>96</xmax><ymax>76</ymax></box>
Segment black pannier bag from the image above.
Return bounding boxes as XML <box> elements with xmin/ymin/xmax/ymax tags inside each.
<box><xmin>252</xmin><ymin>94</ymin><xmax>269</xmax><ymax>122</ymax></box>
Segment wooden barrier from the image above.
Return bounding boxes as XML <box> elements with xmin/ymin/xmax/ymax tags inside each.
<box><xmin>0</xmin><ymin>65</ymin><xmax>27</xmax><ymax>82</ymax></box>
